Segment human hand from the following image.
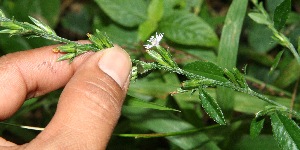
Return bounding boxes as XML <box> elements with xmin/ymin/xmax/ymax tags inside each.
<box><xmin>0</xmin><ymin>43</ymin><xmax>132</xmax><ymax>149</ymax></box>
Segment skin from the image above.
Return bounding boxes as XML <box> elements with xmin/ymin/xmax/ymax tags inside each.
<box><xmin>0</xmin><ymin>42</ymin><xmax>132</xmax><ymax>150</ymax></box>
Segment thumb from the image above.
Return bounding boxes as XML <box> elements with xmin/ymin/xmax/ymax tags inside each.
<box><xmin>26</xmin><ymin>46</ymin><xmax>131</xmax><ymax>149</ymax></box>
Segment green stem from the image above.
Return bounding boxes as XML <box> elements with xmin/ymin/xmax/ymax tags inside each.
<box><xmin>269</xmin><ymin>26</ymin><xmax>300</xmax><ymax>64</ymax></box>
<box><xmin>245</xmin><ymin>76</ymin><xmax>292</xmax><ymax>97</ymax></box>
<box><xmin>252</xmin><ymin>1</ymin><xmax>300</xmax><ymax>64</ymax></box>
<box><xmin>138</xmin><ymin>61</ymin><xmax>300</xmax><ymax>118</ymax></box>
<box><xmin>115</xmin><ymin>124</ymin><xmax>222</xmax><ymax>138</ymax></box>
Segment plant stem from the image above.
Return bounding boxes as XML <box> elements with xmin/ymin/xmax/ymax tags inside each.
<box><xmin>141</xmin><ymin>61</ymin><xmax>300</xmax><ymax>118</ymax></box>
<box><xmin>269</xmin><ymin>26</ymin><xmax>300</xmax><ymax>64</ymax></box>
<box><xmin>115</xmin><ymin>124</ymin><xmax>222</xmax><ymax>138</ymax></box>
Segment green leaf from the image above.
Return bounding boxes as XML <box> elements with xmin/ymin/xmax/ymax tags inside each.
<box><xmin>128</xmin><ymin>74</ymin><xmax>178</xmax><ymax>99</ymax></box>
<box><xmin>248</xmin><ymin>24</ymin><xmax>277</xmax><ymax>53</ymax></box>
<box><xmin>28</xmin><ymin>16</ymin><xmax>56</xmax><ymax>35</ymax></box>
<box><xmin>0</xmin><ymin>9</ymin><xmax>5</xmax><ymax>18</ymax></box>
<box><xmin>57</xmin><ymin>53</ymin><xmax>76</xmax><ymax>61</ymax></box>
<box><xmin>101</xmin><ymin>24</ymin><xmax>138</xmax><ymax>49</ymax></box>
<box><xmin>271</xmin><ymin>111</ymin><xmax>300</xmax><ymax>150</ymax></box>
<box><xmin>159</xmin><ymin>11</ymin><xmax>218</xmax><ymax>47</ymax></box>
<box><xmin>148</xmin><ymin>0</ymin><xmax>163</xmax><ymax>22</ymax></box>
<box><xmin>183</xmin><ymin>60</ymin><xmax>228</xmax><ymax>82</ymax></box>
<box><xmin>233</xmin><ymin>135</ymin><xmax>279</xmax><ymax>150</ymax></box>
<box><xmin>124</xmin><ymin>96</ymin><xmax>180</xmax><ymax>112</ymax></box>
<box><xmin>137</xmin><ymin>0</ymin><xmax>163</xmax><ymax>41</ymax></box>
<box><xmin>269</xmin><ymin>50</ymin><xmax>284</xmax><ymax>75</ymax></box>
<box><xmin>232</xmin><ymin>68</ymin><xmax>247</xmax><ymax>88</ymax></box>
<box><xmin>217</xmin><ymin>0</ymin><xmax>248</xmax><ymax>118</ymax></box>
<box><xmin>273</xmin><ymin>0</ymin><xmax>291</xmax><ymax>30</ymax></box>
<box><xmin>138</xmin><ymin>20</ymin><xmax>158</xmax><ymax>41</ymax></box>
<box><xmin>94</xmin><ymin>0</ymin><xmax>147</xmax><ymax>27</ymax></box>
<box><xmin>248</xmin><ymin>13</ymin><xmax>271</xmax><ymax>25</ymax></box>
<box><xmin>122</xmin><ymin>108</ymin><xmax>220</xmax><ymax>149</ymax></box>
<box><xmin>274</xmin><ymin>59</ymin><xmax>300</xmax><ymax>88</ymax></box>
<box><xmin>199</xmin><ymin>88</ymin><xmax>226</xmax><ymax>125</ymax></box>
<box><xmin>298</xmin><ymin>37</ymin><xmax>300</xmax><ymax>54</ymax></box>
<box><xmin>250</xmin><ymin>117</ymin><xmax>265</xmax><ymax>138</ymax></box>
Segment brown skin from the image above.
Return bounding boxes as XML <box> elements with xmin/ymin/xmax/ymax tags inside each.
<box><xmin>0</xmin><ymin>42</ymin><xmax>132</xmax><ymax>150</ymax></box>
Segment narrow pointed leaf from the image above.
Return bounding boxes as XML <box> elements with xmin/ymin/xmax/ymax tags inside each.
<box><xmin>199</xmin><ymin>88</ymin><xmax>226</xmax><ymax>125</ymax></box>
<box><xmin>273</xmin><ymin>0</ymin><xmax>291</xmax><ymax>30</ymax></box>
<box><xmin>28</xmin><ymin>16</ymin><xmax>56</xmax><ymax>35</ymax></box>
<box><xmin>248</xmin><ymin>13</ymin><xmax>270</xmax><ymax>25</ymax></box>
<box><xmin>269</xmin><ymin>50</ymin><xmax>284</xmax><ymax>75</ymax></box>
<box><xmin>270</xmin><ymin>111</ymin><xmax>300</xmax><ymax>150</ymax></box>
<box><xmin>217</xmin><ymin>0</ymin><xmax>248</xmax><ymax>118</ymax></box>
<box><xmin>0</xmin><ymin>9</ymin><xmax>5</xmax><ymax>18</ymax></box>
<box><xmin>250</xmin><ymin>117</ymin><xmax>265</xmax><ymax>138</ymax></box>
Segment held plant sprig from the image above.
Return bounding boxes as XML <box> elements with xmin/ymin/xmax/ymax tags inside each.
<box><xmin>0</xmin><ymin>9</ymin><xmax>113</xmax><ymax>62</ymax></box>
<box><xmin>137</xmin><ymin>32</ymin><xmax>300</xmax><ymax>149</ymax></box>
<box><xmin>133</xmin><ymin>32</ymin><xmax>300</xmax><ymax>124</ymax></box>
<box><xmin>1</xmin><ymin>8</ymin><xmax>300</xmax><ymax>149</ymax></box>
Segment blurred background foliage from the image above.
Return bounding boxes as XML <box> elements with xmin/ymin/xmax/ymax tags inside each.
<box><xmin>0</xmin><ymin>0</ymin><xmax>300</xmax><ymax>149</ymax></box>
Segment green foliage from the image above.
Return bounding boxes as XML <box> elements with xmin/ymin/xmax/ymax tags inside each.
<box><xmin>199</xmin><ymin>88</ymin><xmax>226</xmax><ymax>125</ymax></box>
<box><xmin>94</xmin><ymin>0</ymin><xmax>147</xmax><ymax>27</ymax></box>
<box><xmin>1</xmin><ymin>0</ymin><xmax>300</xmax><ymax>149</ymax></box>
<box><xmin>250</xmin><ymin>117</ymin><xmax>265</xmax><ymax>138</ymax></box>
<box><xmin>183</xmin><ymin>61</ymin><xmax>228</xmax><ymax>82</ymax></box>
<box><xmin>269</xmin><ymin>50</ymin><xmax>284</xmax><ymax>75</ymax></box>
<box><xmin>273</xmin><ymin>0</ymin><xmax>291</xmax><ymax>30</ymax></box>
<box><xmin>249</xmin><ymin>0</ymin><xmax>300</xmax><ymax>64</ymax></box>
<box><xmin>138</xmin><ymin>0</ymin><xmax>163</xmax><ymax>41</ymax></box>
<box><xmin>271</xmin><ymin>111</ymin><xmax>300</xmax><ymax>149</ymax></box>
<box><xmin>159</xmin><ymin>11</ymin><xmax>218</xmax><ymax>47</ymax></box>
<box><xmin>217</xmin><ymin>0</ymin><xmax>248</xmax><ymax>118</ymax></box>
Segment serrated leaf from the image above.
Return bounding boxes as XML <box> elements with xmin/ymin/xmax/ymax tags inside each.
<box><xmin>269</xmin><ymin>50</ymin><xmax>284</xmax><ymax>75</ymax></box>
<box><xmin>199</xmin><ymin>88</ymin><xmax>226</xmax><ymax>125</ymax></box>
<box><xmin>248</xmin><ymin>13</ymin><xmax>271</xmax><ymax>25</ymax></box>
<box><xmin>124</xmin><ymin>97</ymin><xmax>180</xmax><ymax>112</ymax></box>
<box><xmin>95</xmin><ymin>0</ymin><xmax>147</xmax><ymax>27</ymax></box>
<box><xmin>183</xmin><ymin>60</ymin><xmax>228</xmax><ymax>82</ymax></box>
<box><xmin>250</xmin><ymin>117</ymin><xmax>265</xmax><ymax>138</ymax></box>
<box><xmin>159</xmin><ymin>11</ymin><xmax>218</xmax><ymax>47</ymax></box>
<box><xmin>270</xmin><ymin>111</ymin><xmax>300</xmax><ymax>150</ymax></box>
<box><xmin>28</xmin><ymin>16</ymin><xmax>56</xmax><ymax>35</ymax></box>
<box><xmin>273</xmin><ymin>0</ymin><xmax>291</xmax><ymax>30</ymax></box>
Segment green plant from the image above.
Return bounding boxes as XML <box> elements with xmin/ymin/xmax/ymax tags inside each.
<box><xmin>1</xmin><ymin>0</ymin><xmax>300</xmax><ymax>149</ymax></box>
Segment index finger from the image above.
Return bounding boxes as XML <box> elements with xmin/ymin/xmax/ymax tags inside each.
<box><xmin>0</xmin><ymin>41</ymin><xmax>94</xmax><ymax>120</ymax></box>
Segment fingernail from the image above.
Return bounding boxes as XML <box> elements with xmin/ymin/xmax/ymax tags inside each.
<box><xmin>98</xmin><ymin>47</ymin><xmax>131</xmax><ymax>88</ymax></box>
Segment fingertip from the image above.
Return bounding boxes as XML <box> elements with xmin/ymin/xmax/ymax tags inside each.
<box><xmin>98</xmin><ymin>46</ymin><xmax>132</xmax><ymax>89</ymax></box>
